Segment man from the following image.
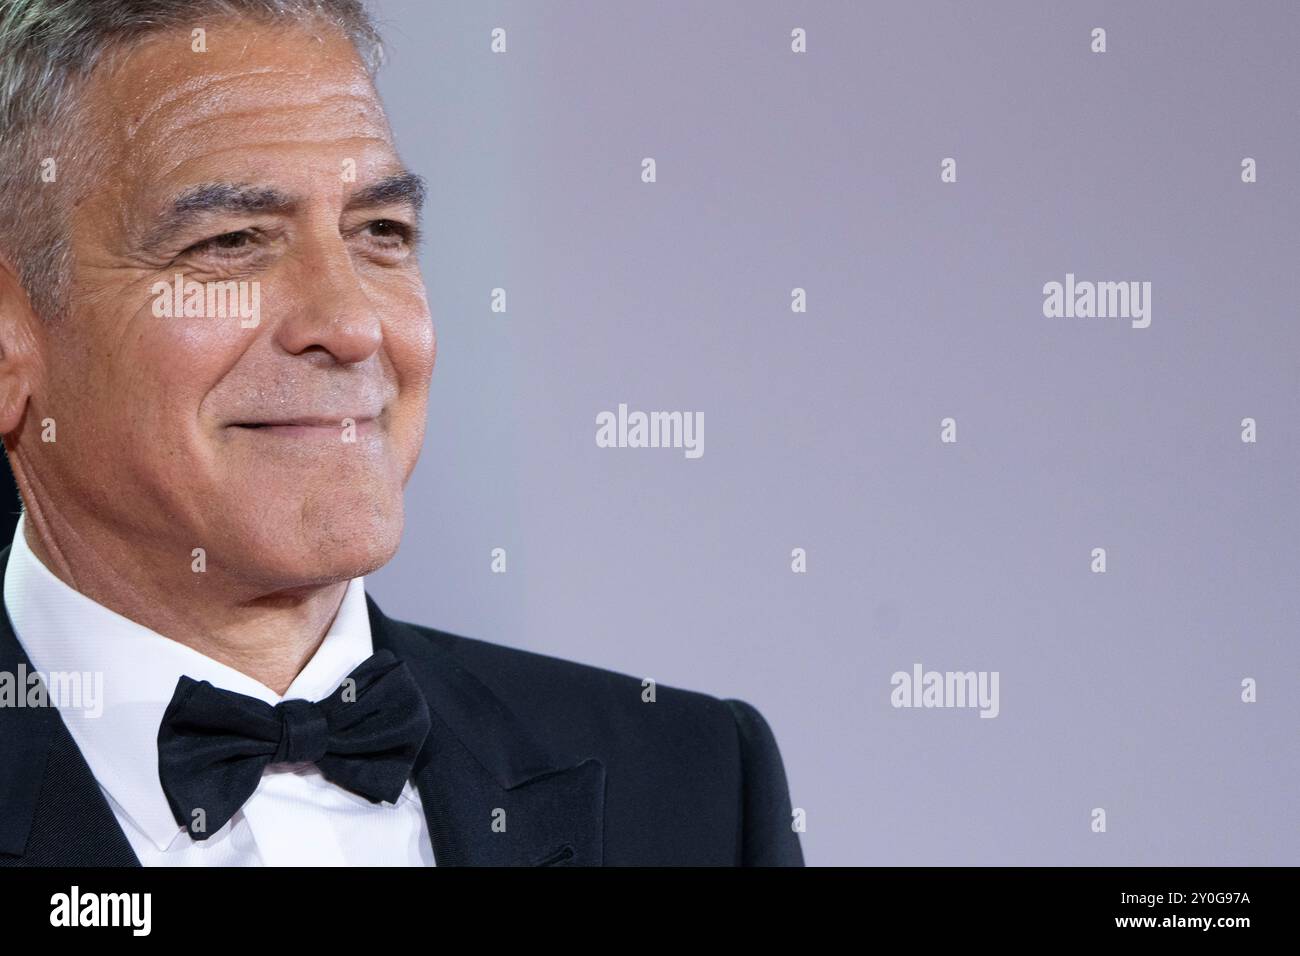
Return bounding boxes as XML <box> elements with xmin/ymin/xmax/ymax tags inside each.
<box><xmin>0</xmin><ymin>0</ymin><xmax>803</xmax><ymax>866</ymax></box>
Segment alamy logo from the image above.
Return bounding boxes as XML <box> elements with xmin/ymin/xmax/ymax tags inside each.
<box><xmin>0</xmin><ymin>664</ymin><xmax>104</xmax><ymax>717</ymax></box>
<box><xmin>151</xmin><ymin>272</ymin><xmax>261</xmax><ymax>327</ymax></box>
<box><xmin>50</xmin><ymin>886</ymin><xmax>151</xmax><ymax>936</ymax></box>
<box><xmin>595</xmin><ymin>403</ymin><xmax>704</xmax><ymax>459</ymax></box>
<box><xmin>890</xmin><ymin>663</ymin><xmax>1000</xmax><ymax>718</ymax></box>
<box><xmin>1042</xmin><ymin>273</ymin><xmax>1151</xmax><ymax>328</ymax></box>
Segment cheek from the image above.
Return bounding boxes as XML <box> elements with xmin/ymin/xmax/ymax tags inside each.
<box><xmin>393</xmin><ymin>316</ymin><xmax>434</xmax><ymax>424</ymax></box>
<box><xmin>410</xmin><ymin>318</ymin><xmax>436</xmax><ymax>383</ymax></box>
<box><xmin>385</xmin><ymin>315</ymin><xmax>433</xmax><ymax>480</ymax></box>
<box><xmin>108</xmin><ymin>304</ymin><xmax>251</xmax><ymax>447</ymax></box>
<box><xmin>371</xmin><ymin>271</ymin><xmax>435</xmax><ymax>377</ymax></box>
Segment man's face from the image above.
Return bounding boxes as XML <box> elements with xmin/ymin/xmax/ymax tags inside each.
<box><xmin>30</xmin><ymin>23</ymin><xmax>434</xmax><ymax>590</ymax></box>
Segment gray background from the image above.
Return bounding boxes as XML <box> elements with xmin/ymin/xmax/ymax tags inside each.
<box><xmin>365</xmin><ymin>0</ymin><xmax>1299</xmax><ymax>865</ymax></box>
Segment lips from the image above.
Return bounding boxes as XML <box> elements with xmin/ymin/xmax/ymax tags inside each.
<box><xmin>232</xmin><ymin>415</ymin><xmax>376</xmax><ymax>429</ymax></box>
<box><xmin>227</xmin><ymin>413</ymin><xmax>382</xmax><ymax>442</ymax></box>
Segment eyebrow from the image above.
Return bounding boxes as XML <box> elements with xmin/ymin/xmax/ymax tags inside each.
<box><xmin>344</xmin><ymin>171</ymin><xmax>427</xmax><ymax>214</ymax></box>
<box><xmin>139</xmin><ymin>183</ymin><xmax>296</xmax><ymax>251</ymax></box>
<box><xmin>139</xmin><ymin>171</ymin><xmax>426</xmax><ymax>252</ymax></box>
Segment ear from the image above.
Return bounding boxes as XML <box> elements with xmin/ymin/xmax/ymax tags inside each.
<box><xmin>0</xmin><ymin>252</ymin><xmax>42</xmax><ymax>438</ymax></box>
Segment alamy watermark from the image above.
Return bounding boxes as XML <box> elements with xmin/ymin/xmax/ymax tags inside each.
<box><xmin>890</xmin><ymin>663</ymin><xmax>999</xmax><ymax>718</ymax></box>
<box><xmin>1042</xmin><ymin>272</ymin><xmax>1151</xmax><ymax>328</ymax></box>
<box><xmin>50</xmin><ymin>886</ymin><xmax>150</xmax><ymax>936</ymax></box>
<box><xmin>0</xmin><ymin>664</ymin><xmax>104</xmax><ymax>717</ymax></box>
<box><xmin>151</xmin><ymin>273</ymin><xmax>260</xmax><ymax>328</ymax></box>
<box><xmin>595</xmin><ymin>403</ymin><xmax>704</xmax><ymax>459</ymax></box>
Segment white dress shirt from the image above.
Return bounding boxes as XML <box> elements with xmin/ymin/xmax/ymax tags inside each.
<box><xmin>2</xmin><ymin>512</ymin><xmax>435</xmax><ymax>866</ymax></box>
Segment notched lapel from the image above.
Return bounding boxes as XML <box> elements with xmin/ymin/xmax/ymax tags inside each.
<box><xmin>368</xmin><ymin>595</ymin><xmax>607</xmax><ymax>866</ymax></box>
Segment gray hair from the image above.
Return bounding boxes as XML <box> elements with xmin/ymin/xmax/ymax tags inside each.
<box><xmin>0</xmin><ymin>0</ymin><xmax>384</xmax><ymax>322</ymax></box>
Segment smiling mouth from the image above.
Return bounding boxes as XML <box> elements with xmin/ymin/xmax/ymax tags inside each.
<box><xmin>230</xmin><ymin>416</ymin><xmax>380</xmax><ymax>437</ymax></box>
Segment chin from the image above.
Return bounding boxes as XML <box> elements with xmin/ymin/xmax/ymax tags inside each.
<box><xmin>229</xmin><ymin>492</ymin><xmax>405</xmax><ymax>589</ymax></box>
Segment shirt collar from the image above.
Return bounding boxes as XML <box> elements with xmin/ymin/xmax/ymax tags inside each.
<box><xmin>2</xmin><ymin>511</ymin><xmax>378</xmax><ymax>852</ymax></box>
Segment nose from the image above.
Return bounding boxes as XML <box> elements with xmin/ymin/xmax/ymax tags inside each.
<box><xmin>273</xmin><ymin>229</ymin><xmax>383</xmax><ymax>365</ymax></box>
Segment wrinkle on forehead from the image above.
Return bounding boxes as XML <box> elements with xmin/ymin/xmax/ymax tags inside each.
<box><xmin>120</xmin><ymin>64</ymin><xmax>384</xmax><ymax>145</ymax></box>
<box><xmin>74</xmin><ymin>25</ymin><xmax>396</xmax><ymax>234</ymax></box>
<box><xmin>86</xmin><ymin>25</ymin><xmax>388</xmax><ymax>157</ymax></box>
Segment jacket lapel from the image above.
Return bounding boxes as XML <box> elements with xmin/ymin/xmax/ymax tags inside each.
<box><xmin>368</xmin><ymin>595</ymin><xmax>606</xmax><ymax>866</ymax></box>
<box><xmin>0</xmin><ymin>546</ymin><xmax>141</xmax><ymax>866</ymax></box>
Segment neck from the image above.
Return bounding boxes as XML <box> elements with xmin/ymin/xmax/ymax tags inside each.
<box><xmin>17</xmin><ymin>504</ymin><xmax>347</xmax><ymax>697</ymax></box>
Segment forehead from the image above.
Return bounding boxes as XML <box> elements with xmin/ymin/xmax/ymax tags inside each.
<box><xmin>80</xmin><ymin>21</ymin><xmax>396</xmax><ymax>204</ymax></box>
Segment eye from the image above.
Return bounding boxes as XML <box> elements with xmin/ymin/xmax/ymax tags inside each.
<box><xmin>184</xmin><ymin>229</ymin><xmax>259</xmax><ymax>258</ymax></box>
<box><xmin>362</xmin><ymin>219</ymin><xmax>414</xmax><ymax>245</ymax></box>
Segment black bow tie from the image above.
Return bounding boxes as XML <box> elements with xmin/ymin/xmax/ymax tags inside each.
<box><xmin>157</xmin><ymin>649</ymin><xmax>431</xmax><ymax>841</ymax></box>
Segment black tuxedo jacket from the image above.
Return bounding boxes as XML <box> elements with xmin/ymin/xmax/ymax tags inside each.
<box><xmin>0</xmin><ymin>545</ymin><xmax>804</xmax><ymax>866</ymax></box>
